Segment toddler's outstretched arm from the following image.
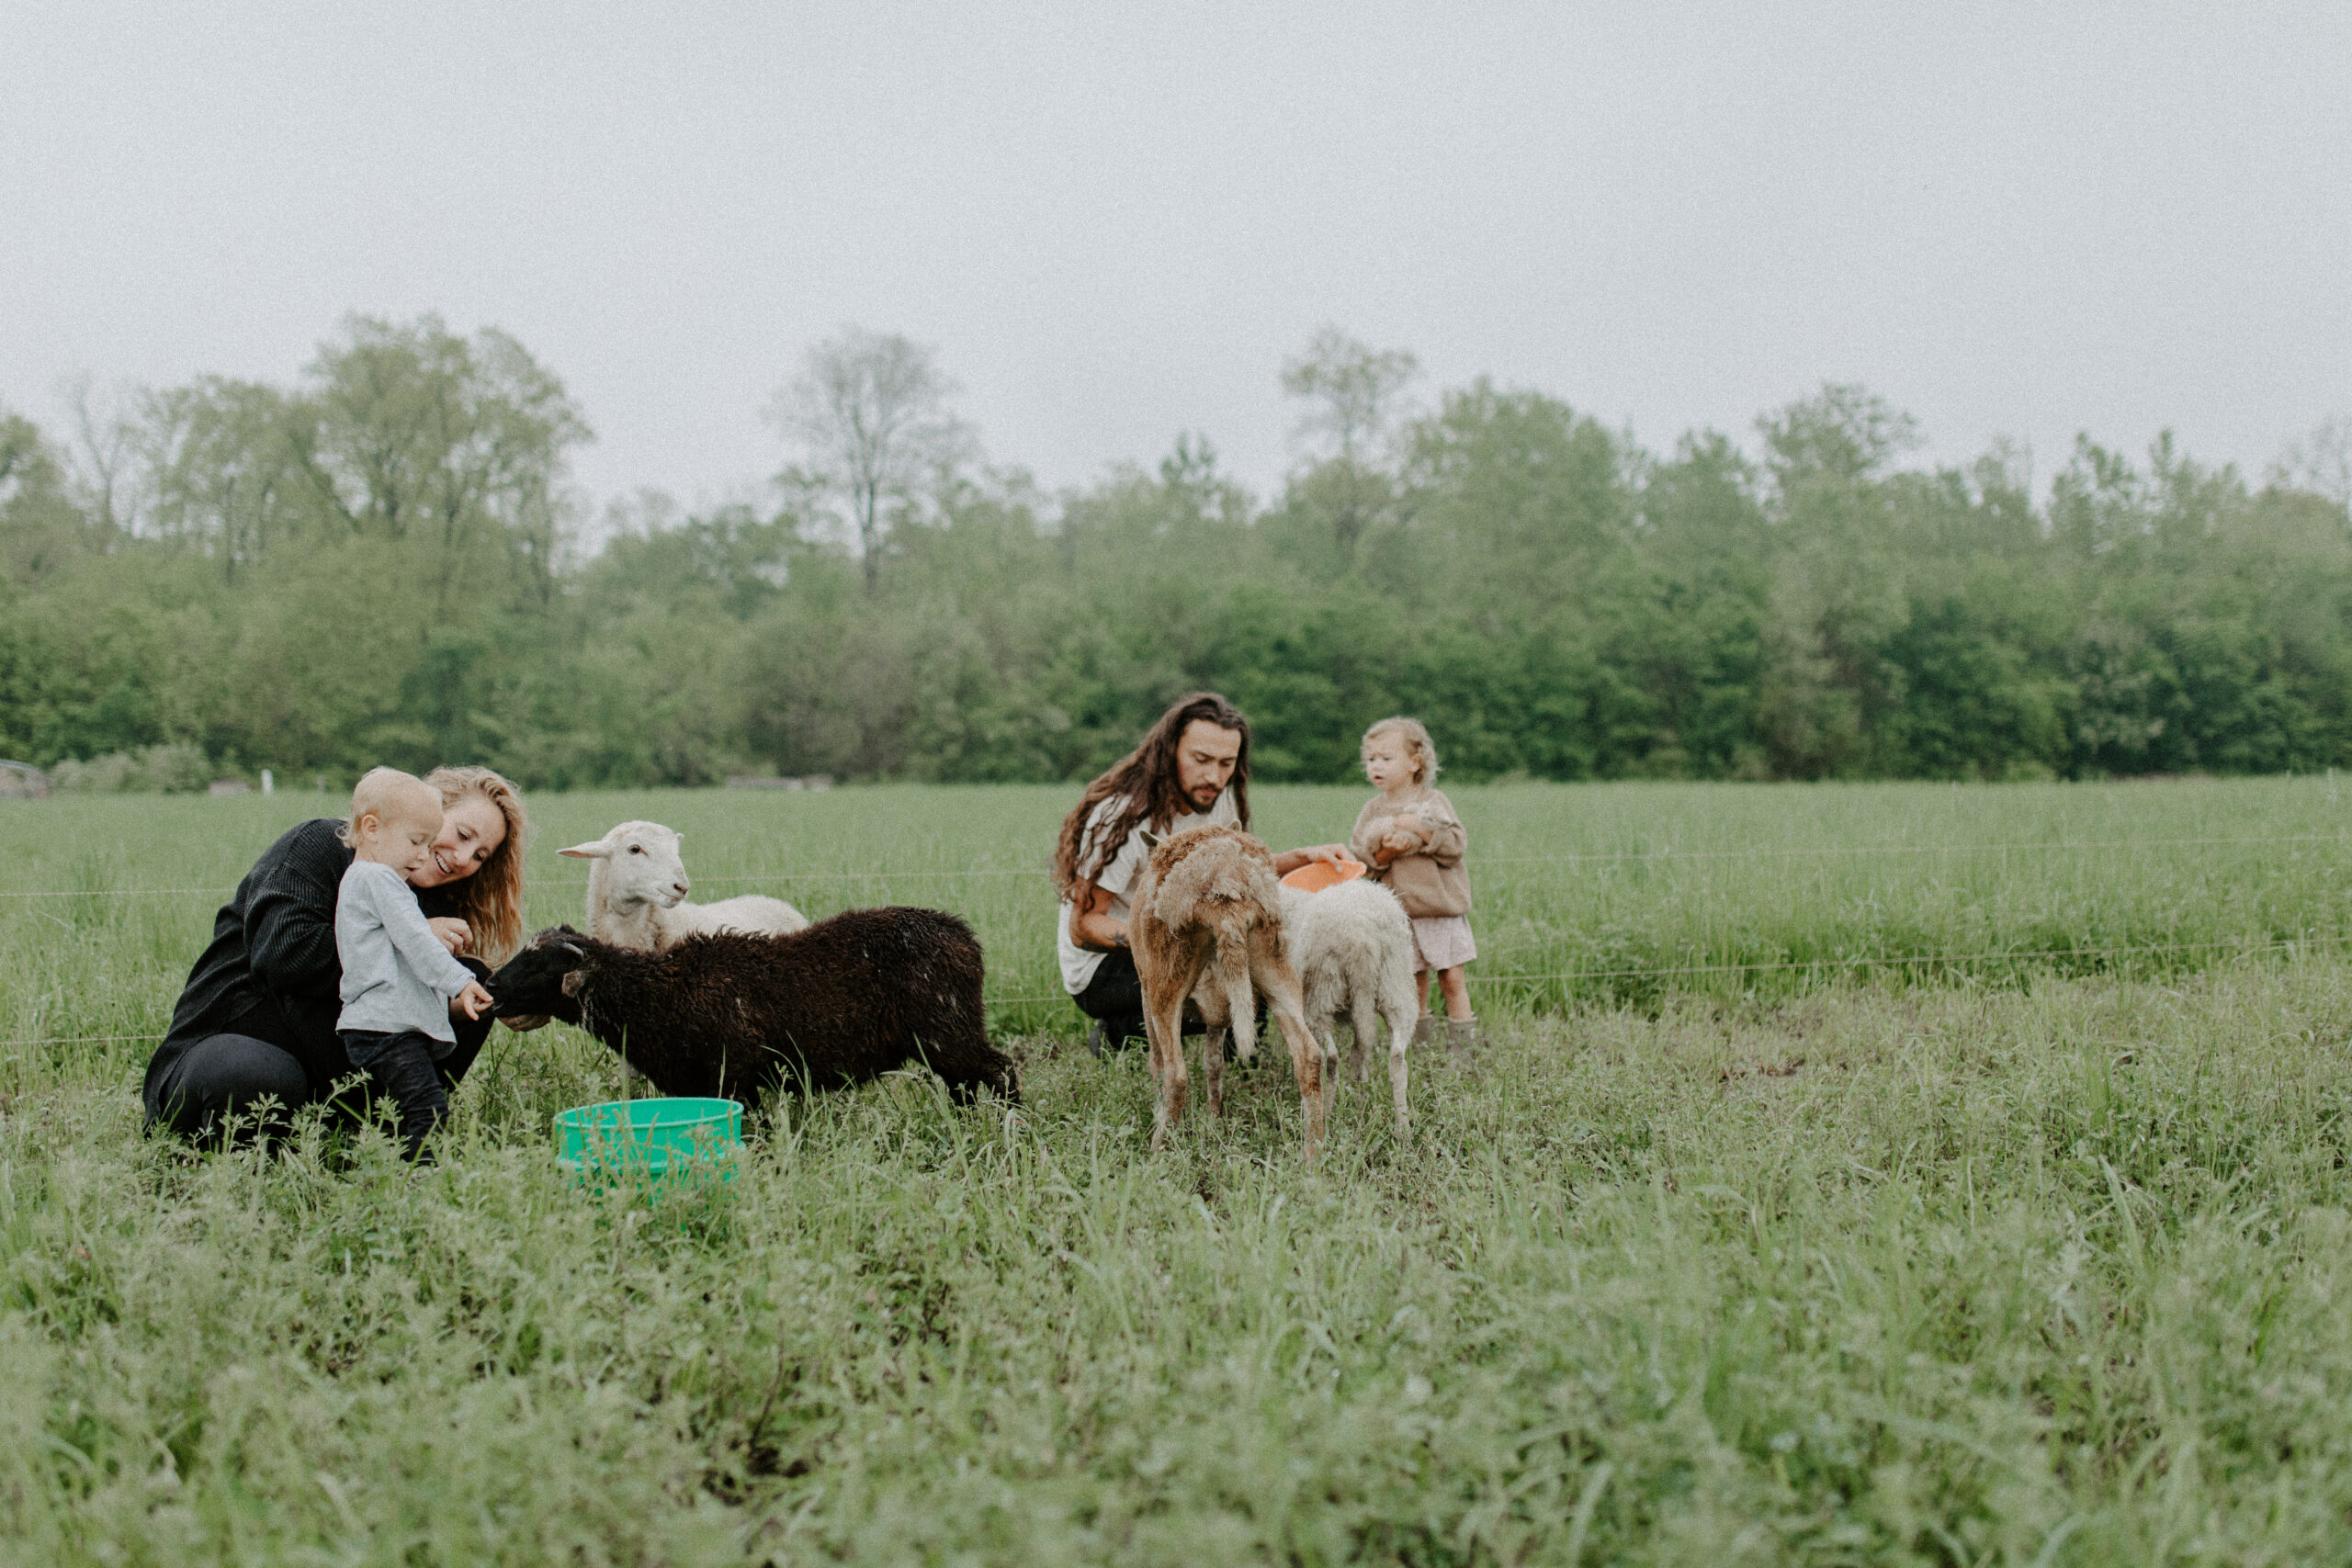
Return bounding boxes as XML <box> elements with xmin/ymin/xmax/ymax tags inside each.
<box><xmin>451</xmin><ymin>980</ymin><xmax>494</xmax><ymax>1021</ymax></box>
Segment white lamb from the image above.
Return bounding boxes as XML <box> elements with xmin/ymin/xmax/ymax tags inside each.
<box><xmin>1279</xmin><ymin>878</ymin><xmax>1420</xmax><ymax>1138</ymax></box>
<box><xmin>558</xmin><ymin>820</ymin><xmax>808</xmax><ymax>952</ymax></box>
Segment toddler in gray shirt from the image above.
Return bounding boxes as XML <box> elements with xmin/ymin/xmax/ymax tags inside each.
<box><xmin>335</xmin><ymin>768</ymin><xmax>494</xmax><ymax>1158</ymax></box>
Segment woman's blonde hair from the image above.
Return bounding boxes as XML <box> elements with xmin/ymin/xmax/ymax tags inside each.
<box><xmin>1362</xmin><ymin>716</ymin><xmax>1440</xmax><ymax>787</ymax></box>
<box><xmin>423</xmin><ymin>765</ymin><xmax>531</xmax><ymax>964</ymax></box>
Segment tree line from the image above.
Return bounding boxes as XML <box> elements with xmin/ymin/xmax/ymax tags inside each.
<box><xmin>4</xmin><ymin>313</ymin><xmax>2349</xmax><ymax>789</ymax></box>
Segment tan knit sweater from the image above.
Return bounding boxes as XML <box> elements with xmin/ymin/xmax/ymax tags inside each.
<box><xmin>1349</xmin><ymin>786</ymin><xmax>1472</xmax><ymax>919</ymax></box>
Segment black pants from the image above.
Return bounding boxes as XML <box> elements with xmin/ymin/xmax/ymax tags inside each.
<box><xmin>1071</xmin><ymin>946</ymin><xmax>1148</xmax><ymax>1047</ymax></box>
<box><xmin>147</xmin><ymin>985</ymin><xmax>492</xmax><ymax>1152</ymax></box>
<box><xmin>340</xmin><ymin>1029</ymin><xmax>457</xmax><ymax>1160</ymax></box>
<box><xmin>1071</xmin><ymin>947</ymin><xmax>1230</xmax><ymax>1049</ymax></box>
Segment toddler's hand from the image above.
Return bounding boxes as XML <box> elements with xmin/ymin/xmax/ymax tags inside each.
<box><xmin>453</xmin><ymin>980</ymin><xmax>494</xmax><ymax>1021</ymax></box>
<box><xmin>1382</xmin><ymin>829</ymin><xmax>1419</xmax><ymax>854</ymax></box>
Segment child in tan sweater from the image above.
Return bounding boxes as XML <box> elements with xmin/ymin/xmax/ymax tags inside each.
<box><xmin>1349</xmin><ymin>716</ymin><xmax>1477</xmax><ymax>1054</ymax></box>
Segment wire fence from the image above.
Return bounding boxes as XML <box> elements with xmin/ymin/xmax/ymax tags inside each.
<box><xmin>6</xmin><ymin>829</ymin><xmax>2351</xmax><ymax>901</ymax></box>
<box><xmin>9</xmin><ymin>935</ymin><xmax>2345</xmax><ymax>1055</ymax></box>
<box><xmin>8</xmin><ymin>827</ymin><xmax>2351</xmax><ymax>1053</ymax></box>
<box><xmin>1459</xmin><ymin>934</ymin><xmax>2345</xmax><ymax>987</ymax></box>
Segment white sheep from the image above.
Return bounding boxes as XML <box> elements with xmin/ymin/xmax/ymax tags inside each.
<box><xmin>557</xmin><ymin>820</ymin><xmax>808</xmax><ymax>952</ymax></box>
<box><xmin>1280</xmin><ymin>878</ymin><xmax>1419</xmax><ymax>1138</ymax></box>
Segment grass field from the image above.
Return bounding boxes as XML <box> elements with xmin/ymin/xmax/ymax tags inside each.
<box><xmin>5</xmin><ymin>780</ymin><xmax>2352</xmax><ymax>1563</ymax></box>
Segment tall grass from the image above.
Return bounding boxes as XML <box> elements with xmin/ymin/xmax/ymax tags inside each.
<box><xmin>7</xmin><ymin>777</ymin><xmax>2351</xmax><ymax>1059</ymax></box>
<box><xmin>4</xmin><ymin>781</ymin><xmax>2352</xmax><ymax>1562</ymax></box>
<box><xmin>7</xmin><ymin>964</ymin><xmax>2352</xmax><ymax>1562</ymax></box>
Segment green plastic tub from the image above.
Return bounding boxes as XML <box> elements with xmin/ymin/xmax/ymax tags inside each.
<box><xmin>554</xmin><ymin>1097</ymin><xmax>742</xmax><ymax>1185</ymax></box>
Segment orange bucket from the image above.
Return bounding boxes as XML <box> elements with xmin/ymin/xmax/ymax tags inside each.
<box><xmin>1280</xmin><ymin>857</ymin><xmax>1368</xmax><ymax>893</ymax></box>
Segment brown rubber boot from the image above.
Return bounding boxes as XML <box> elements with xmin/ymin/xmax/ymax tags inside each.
<box><xmin>1411</xmin><ymin>1014</ymin><xmax>1440</xmax><ymax>1048</ymax></box>
<box><xmin>1445</xmin><ymin>1016</ymin><xmax>1478</xmax><ymax>1062</ymax></box>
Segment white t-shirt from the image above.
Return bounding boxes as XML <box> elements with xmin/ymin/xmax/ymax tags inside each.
<box><xmin>1056</xmin><ymin>790</ymin><xmax>1239</xmax><ymax>994</ymax></box>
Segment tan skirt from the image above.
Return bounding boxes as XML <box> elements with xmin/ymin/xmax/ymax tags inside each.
<box><xmin>1408</xmin><ymin>915</ymin><xmax>1477</xmax><ymax>974</ymax></box>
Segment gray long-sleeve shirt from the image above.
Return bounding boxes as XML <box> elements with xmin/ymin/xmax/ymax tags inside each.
<box><xmin>335</xmin><ymin>859</ymin><xmax>478</xmax><ymax>1049</ymax></box>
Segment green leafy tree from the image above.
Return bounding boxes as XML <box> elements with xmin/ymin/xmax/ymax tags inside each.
<box><xmin>14</xmin><ymin>318</ymin><xmax>2352</xmax><ymax>791</ymax></box>
<box><xmin>308</xmin><ymin>314</ymin><xmax>591</xmax><ymax>607</ymax></box>
<box><xmin>0</xmin><ymin>407</ymin><xmax>95</xmax><ymax>587</ymax></box>
<box><xmin>141</xmin><ymin>378</ymin><xmax>320</xmax><ymax>583</ymax></box>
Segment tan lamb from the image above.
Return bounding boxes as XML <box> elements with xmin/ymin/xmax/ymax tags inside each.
<box><xmin>1129</xmin><ymin>822</ymin><xmax>1327</xmax><ymax>1163</ymax></box>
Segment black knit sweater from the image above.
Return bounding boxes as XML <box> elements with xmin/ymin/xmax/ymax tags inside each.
<box><xmin>143</xmin><ymin>818</ymin><xmax>471</xmax><ymax>1105</ymax></box>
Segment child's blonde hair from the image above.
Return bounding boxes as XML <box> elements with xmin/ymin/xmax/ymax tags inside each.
<box><xmin>1362</xmin><ymin>716</ymin><xmax>1439</xmax><ymax>787</ymax></box>
<box><xmin>340</xmin><ymin>767</ymin><xmax>442</xmax><ymax>847</ymax></box>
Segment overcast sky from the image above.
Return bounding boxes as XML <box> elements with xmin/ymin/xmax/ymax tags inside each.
<box><xmin>5</xmin><ymin>2</ymin><xmax>2347</xmax><ymax>522</ymax></box>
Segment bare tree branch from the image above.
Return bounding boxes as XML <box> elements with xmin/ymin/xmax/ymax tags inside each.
<box><xmin>767</xmin><ymin>328</ymin><xmax>968</xmax><ymax>596</ymax></box>
<box><xmin>1281</xmin><ymin>326</ymin><xmax>1419</xmax><ymax>466</ymax></box>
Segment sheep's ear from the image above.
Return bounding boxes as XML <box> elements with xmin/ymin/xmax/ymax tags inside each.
<box><xmin>558</xmin><ymin>840</ymin><xmax>613</xmax><ymax>859</ymax></box>
<box><xmin>560</xmin><ymin>970</ymin><xmax>587</xmax><ymax>998</ymax></box>
<box><xmin>1138</xmin><ymin>829</ymin><xmax>1161</xmax><ymax>850</ymax></box>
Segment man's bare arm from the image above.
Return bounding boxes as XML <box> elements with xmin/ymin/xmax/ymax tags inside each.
<box><xmin>1069</xmin><ymin>879</ymin><xmax>1128</xmax><ymax>951</ymax></box>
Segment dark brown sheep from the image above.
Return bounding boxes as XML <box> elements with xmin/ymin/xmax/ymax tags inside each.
<box><xmin>484</xmin><ymin>907</ymin><xmax>1019</xmax><ymax>1108</ymax></box>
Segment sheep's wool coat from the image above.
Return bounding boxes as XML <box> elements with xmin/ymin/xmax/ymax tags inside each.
<box><xmin>1129</xmin><ymin>823</ymin><xmax>1328</xmax><ymax>1162</ymax></box>
<box><xmin>487</xmin><ymin>908</ymin><xmax>1019</xmax><ymax>1108</ymax></box>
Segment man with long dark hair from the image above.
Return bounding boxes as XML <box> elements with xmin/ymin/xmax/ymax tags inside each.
<box><xmin>1052</xmin><ymin>692</ymin><xmax>1347</xmax><ymax>1055</ymax></box>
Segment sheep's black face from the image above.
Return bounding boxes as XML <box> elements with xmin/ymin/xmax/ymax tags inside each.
<box><xmin>487</xmin><ymin>929</ymin><xmax>589</xmax><ymax>1022</ymax></box>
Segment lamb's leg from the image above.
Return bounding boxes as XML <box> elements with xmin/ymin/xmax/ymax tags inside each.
<box><xmin>1140</xmin><ymin>995</ymin><xmax>1168</xmax><ymax>1140</ymax></box>
<box><xmin>1248</xmin><ymin>929</ymin><xmax>1323</xmax><ymax>1166</ymax></box>
<box><xmin>1317</xmin><ymin>1019</ymin><xmax>1341</xmax><ymax>1126</ymax></box>
<box><xmin>1142</xmin><ymin>953</ymin><xmax>1198</xmax><ymax>1153</ymax></box>
<box><xmin>1193</xmin><ymin>984</ymin><xmax>1230</xmax><ymax>1119</ymax></box>
<box><xmin>1274</xmin><ymin>998</ymin><xmax>1325</xmax><ymax>1166</ymax></box>
<box><xmin>1382</xmin><ymin>998</ymin><xmax>1415</xmax><ymax>1139</ymax></box>
<box><xmin>1145</xmin><ymin>1002</ymin><xmax>1187</xmax><ymax>1153</ymax></box>
<box><xmin>1350</xmin><ymin>987</ymin><xmax>1379</xmax><ymax>1085</ymax></box>
<box><xmin>1212</xmin><ymin>931</ymin><xmax>1259</xmax><ymax>1066</ymax></box>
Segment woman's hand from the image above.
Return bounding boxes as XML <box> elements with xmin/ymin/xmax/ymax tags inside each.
<box><xmin>427</xmin><ymin>917</ymin><xmax>472</xmax><ymax>957</ymax></box>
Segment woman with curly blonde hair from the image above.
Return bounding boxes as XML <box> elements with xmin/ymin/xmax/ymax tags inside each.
<box><xmin>144</xmin><ymin>763</ymin><xmax>536</xmax><ymax>1145</ymax></box>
